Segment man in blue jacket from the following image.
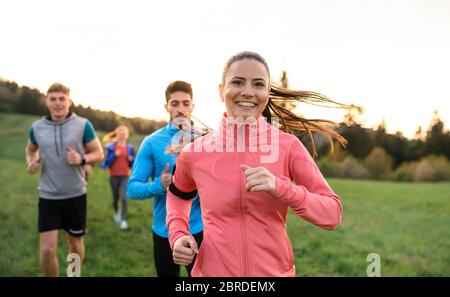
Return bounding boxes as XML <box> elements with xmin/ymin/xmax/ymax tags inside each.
<box><xmin>127</xmin><ymin>81</ymin><xmax>203</xmax><ymax>277</ymax></box>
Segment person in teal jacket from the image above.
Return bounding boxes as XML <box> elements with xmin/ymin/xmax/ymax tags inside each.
<box><xmin>127</xmin><ymin>80</ymin><xmax>203</xmax><ymax>277</ymax></box>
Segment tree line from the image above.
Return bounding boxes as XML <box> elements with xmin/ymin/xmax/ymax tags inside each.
<box><xmin>0</xmin><ymin>79</ymin><xmax>166</xmax><ymax>135</ymax></box>
<box><xmin>306</xmin><ymin>109</ymin><xmax>450</xmax><ymax>182</ymax></box>
<box><xmin>276</xmin><ymin>72</ymin><xmax>450</xmax><ymax>182</ymax></box>
<box><xmin>2</xmin><ymin>77</ymin><xmax>449</xmax><ymax>181</ymax></box>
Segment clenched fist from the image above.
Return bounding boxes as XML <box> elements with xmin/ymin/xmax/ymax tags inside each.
<box><xmin>26</xmin><ymin>159</ymin><xmax>40</xmax><ymax>174</ymax></box>
<box><xmin>172</xmin><ymin>235</ymin><xmax>199</xmax><ymax>266</ymax></box>
<box><xmin>240</xmin><ymin>164</ymin><xmax>277</xmax><ymax>193</ymax></box>
<box><xmin>160</xmin><ymin>163</ymin><xmax>172</xmax><ymax>189</ymax></box>
<box><xmin>66</xmin><ymin>146</ymin><xmax>82</xmax><ymax>165</ymax></box>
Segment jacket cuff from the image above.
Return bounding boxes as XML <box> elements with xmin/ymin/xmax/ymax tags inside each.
<box><xmin>272</xmin><ymin>176</ymin><xmax>308</xmax><ymax>209</ymax></box>
<box><xmin>153</xmin><ymin>178</ymin><xmax>167</xmax><ymax>195</ymax></box>
<box><xmin>169</xmin><ymin>230</ymin><xmax>192</xmax><ymax>250</ymax></box>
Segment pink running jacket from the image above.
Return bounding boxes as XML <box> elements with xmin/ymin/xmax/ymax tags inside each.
<box><xmin>166</xmin><ymin>115</ymin><xmax>342</xmax><ymax>276</ymax></box>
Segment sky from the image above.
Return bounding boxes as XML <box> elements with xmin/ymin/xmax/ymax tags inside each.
<box><xmin>1</xmin><ymin>0</ymin><xmax>450</xmax><ymax>138</ymax></box>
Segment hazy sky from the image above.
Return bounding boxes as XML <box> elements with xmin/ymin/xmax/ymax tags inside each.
<box><xmin>1</xmin><ymin>0</ymin><xmax>449</xmax><ymax>138</ymax></box>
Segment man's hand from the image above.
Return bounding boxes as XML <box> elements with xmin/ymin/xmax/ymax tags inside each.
<box><xmin>26</xmin><ymin>159</ymin><xmax>39</xmax><ymax>174</ymax></box>
<box><xmin>160</xmin><ymin>163</ymin><xmax>172</xmax><ymax>189</ymax></box>
<box><xmin>172</xmin><ymin>235</ymin><xmax>199</xmax><ymax>266</ymax></box>
<box><xmin>240</xmin><ymin>164</ymin><xmax>277</xmax><ymax>193</ymax></box>
<box><xmin>66</xmin><ymin>146</ymin><xmax>82</xmax><ymax>166</ymax></box>
<box><xmin>25</xmin><ymin>139</ymin><xmax>40</xmax><ymax>174</ymax></box>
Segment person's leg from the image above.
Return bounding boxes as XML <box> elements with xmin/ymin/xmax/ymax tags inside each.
<box><xmin>120</xmin><ymin>176</ymin><xmax>129</xmax><ymax>221</ymax></box>
<box><xmin>39</xmin><ymin>230</ymin><xmax>59</xmax><ymax>277</ymax></box>
<box><xmin>62</xmin><ymin>194</ymin><xmax>87</xmax><ymax>276</ymax></box>
<box><xmin>66</xmin><ymin>234</ymin><xmax>84</xmax><ymax>274</ymax></box>
<box><xmin>153</xmin><ymin>232</ymin><xmax>180</xmax><ymax>277</ymax></box>
<box><xmin>38</xmin><ymin>198</ymin><xmax>62</xmax><ymax>277</ymax></box>
<box><xmin>109</xmin><ymin>176</ymin><xmax>120</xmax><ymax>214</ymax></box>
<box><xmin>186</xmin><ymin>231</ymin><xmax>203</xmax><ymax>277</ymax></box>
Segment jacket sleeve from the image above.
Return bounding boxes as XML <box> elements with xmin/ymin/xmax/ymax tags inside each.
<box><xmin>166</xmin><ymin>150</ymin><xmax>197</xmax><ymax>249</ymax></box>
<box><xmin>100</xmin><ymin>144</ymin><xmax>116</xmax><ymax>169</ymax></box>
<box><xmin>127</xmin><ymin>144</ymin><xmax>135</xmax><ymax>168</ymax></box>
<box><xmin>126</xmin><ymin>140</ymin><xmax>165</xmax><ymax>199</ymax></box>
<box><xmin>271</xmin><ymin>138</ymin><xmax>342</xmax><ymax>230</ymax></box>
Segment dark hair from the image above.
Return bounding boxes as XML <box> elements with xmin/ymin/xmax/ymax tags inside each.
<box><xmin>222</xmin><ymin>51</ymin><xmax>270</xmax><ymax>84</ymax></box>
<box><xmin>165</xmin><ymin>80</ymin><xmax>193</xmax><ymax>102</ymax></box>
<box><xmin>222</xmin><ymin>51</ymin><xmax>355</xmax><ymax>157</ymax></box>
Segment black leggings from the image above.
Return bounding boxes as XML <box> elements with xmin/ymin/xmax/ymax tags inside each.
<box><xmin>109</xmin><ymin>176</ymin><xmax>128</xmax><ymax>220</ymax></box>
<box><xmin>153</xmin><ymin>231</ymin><xmax>203</xmax><ymax>277</ymax></box>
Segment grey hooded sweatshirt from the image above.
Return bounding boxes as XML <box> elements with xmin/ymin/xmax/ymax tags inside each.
<box><xmin>30</xmin><ymin>113</ymin><xmax>95</xmax><ymax>200</ymax></box>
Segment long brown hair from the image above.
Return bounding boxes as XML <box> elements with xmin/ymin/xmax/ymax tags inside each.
<box><xmin>223</xmin><ymin>51</ymin><xmax>357</xmax><ymax>157</ymax></box>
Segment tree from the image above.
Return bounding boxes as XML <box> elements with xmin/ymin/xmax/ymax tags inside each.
<box><xmin>338</xmin><ymin>123</ymin><xmax>375</xmax><ymax>159</ymax></box>
<box><xmin>425</xmin><ymin>110</ymin><xmax>450</xmax><ymax>159</ymax></box>
<box><xmin>338</xmin><ymin>155</ymin><xmax>368</xmax><ymax>179</ymax></box>
<box><xmin>13</xmin><ymin>86</ymin><xmax>46</xmax><ymax>115</ymax></box>
<box><xmin>364</xmin><ymin>147</ymin><xmax>393</xmax><ymax>179</ymax></box>
<box><xmin>277</xmin><ymin>70</ymin><xmax>296</xmax><ymax>112</ymax></box>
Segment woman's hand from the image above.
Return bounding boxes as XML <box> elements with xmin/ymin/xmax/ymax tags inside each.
<box><xmin>172</xmin><ymin>235</ymin><xmax>199</xmax><ymax>266</ymax></box>
<box><xmin>240</xmin><ymin>164</ymin><xmax>276</xmax><ymax>193</ymax></box>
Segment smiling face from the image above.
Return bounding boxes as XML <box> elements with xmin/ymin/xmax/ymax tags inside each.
<box><xmin>116</xmin><ymin>126</ymin><xmax>129</xmax><ymax>141</ymax></box>
<box><xmin>219</xmin><ymin>58</ymin><xmax>270</xmax><ymax>120</ymax></box>
<box><xmin>45</xmin><ymin>91</ymin><xmax>72</xmax><ymax>121</ymax></box>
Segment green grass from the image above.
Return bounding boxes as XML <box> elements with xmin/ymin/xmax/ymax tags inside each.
<box><xmin>288</xmin><ymin>179</ymin><xmax>450</xmax><ymax>276</ymax></box>
<box><xmin>1</xmin><ymin>112</ymin><xmax>449</xmax><ymax>276</ymax></box>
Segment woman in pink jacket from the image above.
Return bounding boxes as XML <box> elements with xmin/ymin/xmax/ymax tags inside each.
<box><xmin>166</xmin><ymin>51</ymin><xmax>348</xmax><ymax>277</ymax></box>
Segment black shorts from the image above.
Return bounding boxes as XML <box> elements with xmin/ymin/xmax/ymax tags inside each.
<box><xmin>38</xmin><ymin>194</ymin><xmax>87</xmax><ymax>237</ymax></box>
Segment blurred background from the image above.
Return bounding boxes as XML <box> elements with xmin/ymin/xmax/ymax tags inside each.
<box><xmin>0</xmin><ymin>0</ymin><xmax>449</xmax><ymax>276</ymax></box>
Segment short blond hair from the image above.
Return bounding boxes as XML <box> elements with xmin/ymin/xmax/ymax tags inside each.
<box><xmin>47</xmin><ymin>83</ymin><xmax>70</xmax><ymax>96</ymax></box>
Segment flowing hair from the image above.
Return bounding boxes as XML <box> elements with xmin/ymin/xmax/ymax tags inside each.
<box><xmin>264</xmin><ymin>85</ymin><xmax>353</xmax><ymax>157</ymax></box>
<box><xmin>102</xmin><ymin>125</ymin><xmax>129</xmax><ymax>146</ymax></box>
<box><xmin>223</xmin><ymin>51</ymin><xmax>358</xmax><ymax>157</ymax></box>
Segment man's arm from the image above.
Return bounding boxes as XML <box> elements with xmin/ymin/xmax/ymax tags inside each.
<box><xmin>83</xmin><ymin>137</ymin><xmax>104</xmax><ymax>164</ymax></box>
<box><xmin>25</xmin><ymin>139</ymin><xmax>40</xmax><ymax>174</ymax></box>
<box><xmin>127</xmin><ymin>139</ymin><xmax>165</xmax><ymax>199</ymax></box>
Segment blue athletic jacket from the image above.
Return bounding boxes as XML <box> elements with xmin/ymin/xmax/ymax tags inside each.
<box><xmin>101</xmin><ymin>142</ymin><xmax>135</xmax><ymax>169</ymax></box>
<box><xmin>127</xmin><ymin>123</ymin><xmax>203</xmax><ymax>238</ymax></box>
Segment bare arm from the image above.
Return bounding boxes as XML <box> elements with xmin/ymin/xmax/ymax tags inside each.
<box><xmin>83</xmin><ymin>137</ymin><xmax>104</xmax><ymax>164</ymax></box>
<box><xmin>25</xmin><ymin>139</ymin><xmax>40</xmax><ymax>174</ymax></box>
<box><xmin>66</xmin><ymin>137</ymin><xmax>104</xmax><ymax>166</ymax></box>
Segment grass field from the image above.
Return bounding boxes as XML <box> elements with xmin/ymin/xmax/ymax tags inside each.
<box><xmin>0</xmin><ymin>112</ymin><xmax>449</xmax><ymax>276</ymax></box>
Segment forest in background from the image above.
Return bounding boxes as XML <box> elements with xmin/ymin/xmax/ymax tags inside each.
<box><xmin>1</xmin><ymin>76</ymin><xmax>449</xmax><ymax>182</ymax></box>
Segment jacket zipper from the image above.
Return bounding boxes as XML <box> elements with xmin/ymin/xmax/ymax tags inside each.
<box><xmin>59</xmin><ymin>123</ymin><xmax>63</xmax><ymax>153</ymax></box>
<box><xmin>238</xmin><ymin>151</ymin><xmax>249</xmax><ymax>276</ymax></box>
<box><xmin>53</xmin><ymin>125</ymin><xmax>60</xmax><ymax>157</ymax></box>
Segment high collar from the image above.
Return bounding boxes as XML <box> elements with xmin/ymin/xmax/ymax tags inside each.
<box><xmin>166</xmin><ymin>122</ymin><xmax>181</xmax><ymax>135</ymax></box>
<box><xmin>214</xmin><ymin>113</ymin><xmax>274</xmax><ymax>149</ymax></box>
<box><xmin>167</xmin><ymin>120</ymin><xmax>202</xmax><ymax>137</ymax></box>
<box><xmin>43</xmin><ymin>112</ymin><xmax>75</xmax><ymax>125</ymax></box>
<box><xmin>220</xmin><ymin>113</ymin><xmax>268</xmax><ymax>134</ymax></box>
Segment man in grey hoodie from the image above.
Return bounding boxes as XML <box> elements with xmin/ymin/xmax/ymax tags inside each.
<box><xmin>25</xmin><ymin>82</ymin><xmax>104</xmax><ymax>276</ymax></box>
